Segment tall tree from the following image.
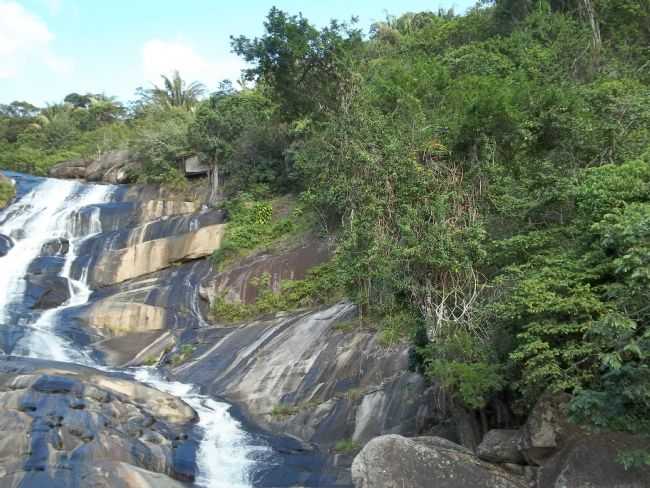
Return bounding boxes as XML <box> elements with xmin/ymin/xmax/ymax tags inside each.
<box><xmin>146</xmin><ymin>71</ymin><xmax>206</xmax><ymax>110</ymax></box>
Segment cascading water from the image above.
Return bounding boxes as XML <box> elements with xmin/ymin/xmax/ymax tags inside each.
<box><xmin>0</xmin><ymin>173</ymin><xmax>259</xmax><ymax>488</ymax></box>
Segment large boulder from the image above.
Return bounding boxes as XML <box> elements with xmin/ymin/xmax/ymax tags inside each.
<box><xmin>537</xmin><ymin>432</ymin><xmax>650</xmax><ymax>488</ymax></box>
<box><xmin>0</xmin><ymin>356</ymin><xmax>196</xmax><ymax>487</ymax></box>
<box><xmin>88</xmin><ymin>223</ymin><xmax>225</xmax><ymax>287</ymax></box>
<box><xmin>351</xmin><ymin>435</ymin><xmax>527</xmax><ymax>488</ymax></box>
<box><xmin>48</xmin><ymin>158</ymin><xmax>88</xmax><ymax>180</ymax></box>
<box><xmin>516</xmin><ymin>392</ymin><xmax>582</xmax><ymax>466</ymax></box>
<box><xmin>48</xmin><ymin>150</ymin><xmax>143</xmax><ymax>184</ymax></box>
<box><xmin>86</xmin><ymin>149</ymin><xmax>141</xmax><ymax>184</ymax></box>
<box><xmin>478</xmin><ymin>429</ymin><xmax>525</xmax><ymax>465</ymax></box>
<box><xmin>25</xmin><ymin>275</ymin><xmax>71</xmax><ymax>310</ymax></box>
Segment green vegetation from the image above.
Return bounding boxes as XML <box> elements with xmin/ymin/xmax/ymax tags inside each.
<box><xmin>2</xmin><ymin>0</ymin><xmax>650</xmax><ymax>449</ymax></box>
<box><xmin>0</xmin><ymin>179</ymin><xmax>14</xmax><ymax>208</ymax></box>
<box><xmin>212</xmin><ymin>264</ymin><xmax>344</xmax><ymax>323</ymax></box>
<box><xmin>270</xmin><ymin>404</ymin><xmax>300</xmax><ymax>418</ymax></box>
<box><xmin>334</xmin><ymin>439</ymin><xmax>362</xmax><ymax>454</ymax></box>
<box><xmin>170</xmin><ymin>344</ymin><xmax>196</xmax><ymax>366</ymax></box>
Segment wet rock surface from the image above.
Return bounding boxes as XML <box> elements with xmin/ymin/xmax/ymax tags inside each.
<box><xmin>25</xmin><ymin>275</ymin><xmax>71</xmax><ymax>310</ymax></box>
<box><xmin>170</xmin><ymin>304</ymin><xmax>436</xmax><ymax>448</ymax></box>
<box><xmin>0</xmin><ymin>233</ymin><xmax>12</xmax><ymax>257</ymax></box>
<box><xmin>0</xmin><ymin>356</ymin><xmax>196</xmax><ymax>488</ymax></box>
<box><xmin>41</xmin><ymin>238</ymin><xmax>69</xmax><ymax>257</ymax></box>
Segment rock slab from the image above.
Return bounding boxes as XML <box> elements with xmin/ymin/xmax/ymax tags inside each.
<box><xmin>351</xmin><ymin>435</ymin><xmax>527</xmax><ymax>488</ymax></box>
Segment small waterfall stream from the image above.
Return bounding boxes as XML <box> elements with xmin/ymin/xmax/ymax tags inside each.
<box><xmin>0</xmin><ymin>173</ymin><xmax>258</xmax><ymax>487</ymax></box>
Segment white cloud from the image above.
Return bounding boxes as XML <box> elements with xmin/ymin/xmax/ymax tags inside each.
<box><xmin>0</xmin><ymin>1</ymin><xmax>72</xmax><ymax>79</ymax></box>
<box><xmin>142</xmin><ymin>38</ymin><xmax>243</xmax><ymax>88</ymax></box>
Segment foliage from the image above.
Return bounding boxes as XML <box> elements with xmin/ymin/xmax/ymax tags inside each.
<box><xmin>232</xmin><ymin>7</ymin><xmax>363</xmax><ymax>119</ymax></box>
<box><xmin>143</xmin><ymin>71</ymin><xmax>206</xmax><ymax>110</ymax></box>
<box><xmin>334</xmin><ymin>439</ymin><xmax>361</xmax><ymax>454</ymax></box>
<box><xmin>0</xmin><ymin>179</ymin><xmax>15</xmax><ymax>208</ymax></box>
<box><xmin>212</xmin><ymin>263</ymin><xmax>344</xmax><ymax>323</ymax></box>
<box><xmin>211</xmin><ymin>196</ymin><xmax>306</xmax><ymax>269</ymax></box>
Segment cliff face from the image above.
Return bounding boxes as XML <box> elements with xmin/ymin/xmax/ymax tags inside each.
<box><xmin>170</xmin><ymin>303</ymin><xmax>437</xmax><ymax>447</ymax></box>
<box><xmin>15</xmin><ymin>174</ymin><xmax>432</xmax><ymax>485</ymax></box>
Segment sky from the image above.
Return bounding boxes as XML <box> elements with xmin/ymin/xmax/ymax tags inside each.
<box><xmin>0</xmin><ymin>0</ymin><xmax>476</xmax><ymax>106</ymax></box>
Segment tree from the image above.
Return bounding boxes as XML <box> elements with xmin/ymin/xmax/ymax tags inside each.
<box><xmin>231</xmin><ymin>7</ymin><xmax>363</xmax><ymax>119</ymax></box>
<box><xmin>145</xmin><ymin>71</ymin><xmax>206</xmax><ymax>110</ymax></box>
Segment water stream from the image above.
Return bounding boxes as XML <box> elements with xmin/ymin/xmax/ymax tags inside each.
<box><xmin>0</xmin><ymin>173</ymin><xmax>258</xmax><ymax>487</ymax></box>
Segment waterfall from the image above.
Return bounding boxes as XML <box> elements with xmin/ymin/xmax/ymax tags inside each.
<box><xmin>0</xmin><ymin>173</ymin><xmax>258</xmax><ymax>488</ymax></box>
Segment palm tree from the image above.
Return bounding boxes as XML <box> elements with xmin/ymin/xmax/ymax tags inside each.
<box><xmin>147</xmin><ymin>71</ymin><xmax>206</xmax><ymax>110</ymax></box>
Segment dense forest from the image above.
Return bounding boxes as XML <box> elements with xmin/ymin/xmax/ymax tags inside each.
<box><xmin>2</xmin><ymin>0</ymin><xmax>649</xmax><ymax>464</ymax></box>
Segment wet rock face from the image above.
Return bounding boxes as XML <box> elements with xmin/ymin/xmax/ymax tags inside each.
<box><xmin>171</xmin><ymin>303</ymin><xmax>438</xmax><ymax>448</ymax></box>
<box><xmin>82</xmin><ymin>210</ymin><xmax>226</xmax><ymax>288</ymax></box>
<box><xmin>0</xmin><ymin>357</ymin><xmax>195</xmax><ymax>488</ymax></box>
<box><xmin>0</xmin><ymin>234</ymin><xmax>12</xmax><ymax>257</ymax></box>
<box><xmin>40</xmin><ymin>238</ymin><xmax>69</xmax><ymax>257</ymax></box>
<box><xmin>25</xmin><ymin>275</ymin><xmax>71</xmax><ymax>310</ymax></box>
<box><xmin>351</xmin><ymin>435</ymin><xmax>527</xmax><ymax>488</ymax></box>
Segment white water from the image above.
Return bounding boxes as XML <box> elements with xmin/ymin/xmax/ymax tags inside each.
<box><xmin>135</xmin><ymin>368</ymin><xmax>258</xmax><ymax>488</ymax></box>
<box><xmin>0</xmin><ymin>174</ymin><xmax>259</xmax><ymax>487</ymax></box>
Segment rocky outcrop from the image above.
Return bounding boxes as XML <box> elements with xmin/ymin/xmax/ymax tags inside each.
<box><xmin>351</xmin><ymin>435</ymin><xmax>528</xmax><ymax>488</ymax></box>
<box><xmin>49</xmin><ymin>150</ymin><xmax>142</xmax><ymax>184</ymax></box>
<box><xmin>81</xmin><ymin>210</ymin><xmax>225</xmax><ymax>288</ymax></box>
<box><xmin>0</xmin><ymin>356</ymin><xmax>196</xmax><ymax>487</ymax></box>
<box><xmin>201</xmin><ymin>237</ymin><xmax>331</xmax><ymax>305</ymax></box>
<box><xmin>170</xmin><ymin>303</ymin><xmax>438</xmax><ymax>447</ymax></box>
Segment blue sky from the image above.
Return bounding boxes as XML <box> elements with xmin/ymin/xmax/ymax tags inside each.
<box><xmin>1</xmin><ymin>0</ymin><xmax>476</xmax><ymax>106</ymax></box>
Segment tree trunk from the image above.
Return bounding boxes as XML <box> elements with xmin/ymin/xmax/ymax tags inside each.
<box><xmin>208</xmin><ymin>164</ymin><xmax>219</xmax><ymax>207</ymax></box>
<box><xmin>580</xmin><ymin>0</ymin><xmax>602</xmax><ymax>54</ymax></box>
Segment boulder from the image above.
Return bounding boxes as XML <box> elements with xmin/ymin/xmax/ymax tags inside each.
<box><xmin>48</xmin><ymin>151</ymin><xmax>142</xmax><ymax>184</ymax></box>
<box><xmin>0</xmin><ymin>234</ymin><xmax>13</xmax><ymax>257</ymax></box>
<box><xmin>48</xmin><ymin>158</ymin><xmax>88</xmax><ymax>179</ymax></box>
<box><xmin>351</xmin><ymin>435</ymin><xmax>527</xmax><ymax>488</ymax></box>
<box><xmin>25</xmin><ymin>275</ymin><xmax>71</xmax><ymax>310</ymax></box>
<box><xmin>40</xmin><ymin>237</ymin><xmax>69</xmax><ymax>257</ymax></box>
<box><xmin>516</xmin><ymin>392</ymin><xmax>582</xmax><ymax>466</ymax></box>
<box><xmin>86</xmin><ymin>149</ymin><xmax>140</xmax><ymax>184</ymax></box>
<box><xmin>184</xmin><ymin>155</ymin><xmax>209</xmax><ymax>176</ymax></box>
<box><xmin>478</xmin><ymin>429</ymin><xmax>525</xmax><ymax>465</ymax></box>
<box><xmin>538</xmin><ymin>432</ymin><xmax>650</xmax><ymax>488</ymax></box>
<box><xmin>0</xmin><ymin>356</ymin><xmax>196</xmax><ymax>487</ymax></box>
